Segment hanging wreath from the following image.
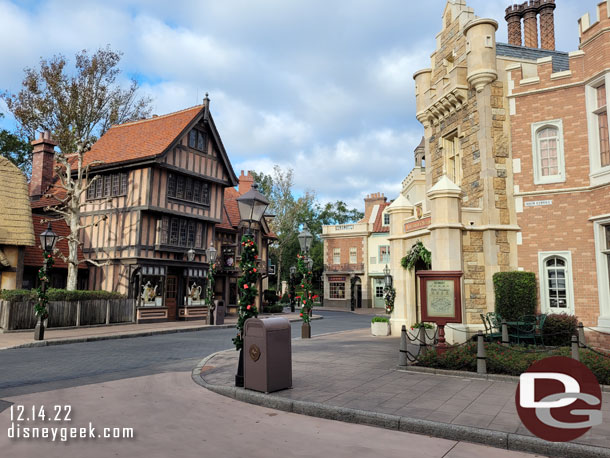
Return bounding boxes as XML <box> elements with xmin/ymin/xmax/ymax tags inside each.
<box><xmin>400</xmin><ymin>240</ymin><xmax>431</xmax><ymax>271</ymax></box>
<box><xmin>383</xmin><ymin>286</ymin><xmax>396</xmax><ymax>314</ymax></box>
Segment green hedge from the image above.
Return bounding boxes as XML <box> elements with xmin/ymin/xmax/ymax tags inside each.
<box><xmin>263</xmin><ymin>289</ymin><xmax>279</xmax><ymax>305</ymax></box>
<box><xmin>493</xmin><ymin>271</ymin><xmax>537</xmax><ymax>321</ymax></box>
<box><xmin>417</xmin><ymin>342</ymin><xmax>610</xmax><ymax>385</ymax></box>
<box><xmin>372</xmin><ymin>316</ymin><xmax>389</xmax><ymax>323</ymax></box>
<box><xmin>542</xmin><ymin>314</ymin><xmax>578</xmax><ymax>347</ymax></box>
<box><xmin>262</xmin><ymin>304</ymin><xmax>284</xmax><ymax>314</ymax></box>
<box><xmin>0</xmin><ymin>289</ymin><xmax>124</xmax><ymax>302</ymax></box>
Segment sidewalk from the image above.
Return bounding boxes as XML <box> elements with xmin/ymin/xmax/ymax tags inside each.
<box><xmin>194</xmin><ymin>329</ymin><xmax>610</xmax><ymax>458</ymax></box>
<box><xmin>0</xmin><ymin>311</ymin><xmax>317</xmax><ymax>350</ymax></box>
<box><xmin>313</xmin><ymin>305</ymin><xmax>384</xmax><ymax>315</ymax></box>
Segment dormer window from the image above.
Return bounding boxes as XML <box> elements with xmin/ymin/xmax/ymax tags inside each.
<box><xmin>188</xmin><ymin>128</ymin><xmax>207</xmax><ymax>153</ymax></box>
<box><xmin>383</xmin><ymin>213</ymin><xmax>390</xmax><ymax>226</ymax></box>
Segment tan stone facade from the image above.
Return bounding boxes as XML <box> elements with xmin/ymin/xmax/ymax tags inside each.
<box><xmin>507</xmin><ymin>1</ymin><xmax>610</xmax><ymax>336</ymax></box>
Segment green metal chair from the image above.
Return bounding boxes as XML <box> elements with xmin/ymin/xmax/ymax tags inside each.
<box><xmin>481</xmin><ymin>312</ymin><xmax>502</xmax><ymax>342</ymax></box>
<box><xmin>516</xmin><ymin>315</ymin><xmax>538</xmax><ymax>345</ymax></box>
<box><xmin>536</xmin><ymin>314</ymin><xmax>547</xmax><ymax>346</ymax></box>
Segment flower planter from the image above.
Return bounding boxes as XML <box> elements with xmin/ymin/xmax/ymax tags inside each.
<box><xmin>407</xmin><ymin>327</ymin><xmax>436</xmax><ymax>345</ymax></box>
<box><xmin>371</xmin><ymin>322</ymin><xmax>391</xmax><ymax>336</ymax></box>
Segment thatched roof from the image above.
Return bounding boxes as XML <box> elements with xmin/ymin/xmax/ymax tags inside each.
<box><xmin>0</xmin><ymin>157</ymin><xmax>35</xmax><ymax>246</ymax></box>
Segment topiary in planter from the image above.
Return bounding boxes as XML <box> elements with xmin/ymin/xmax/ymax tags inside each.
<box><xmin>493</xmin><ymin>271</ymin><xmax>537</xmax><ymax>321</ymax></box>
<box><xmin>542</xmin><ymin>314</ymin><xmax>578</xmax><ymax>347</ymax></box>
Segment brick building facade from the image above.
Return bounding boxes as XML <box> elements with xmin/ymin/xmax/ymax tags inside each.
<box><xmin>507</xmin><ymin>0</ymin><xmax>610</xmax><ymax>344</ymax></box>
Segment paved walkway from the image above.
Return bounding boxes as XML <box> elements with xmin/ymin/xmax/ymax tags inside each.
<box><xmin>0</xmin><ymin>311</ymin><xmax>312</xmax><ymax>350</ymax></box>
<box><xmin>197</xmin><ymin>329</ymin><xmax>610</xmax><ymax>457</ymax></box>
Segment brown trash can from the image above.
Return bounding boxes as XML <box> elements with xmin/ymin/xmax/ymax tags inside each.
<box><xmin>214</xmin><ymin>299</ymin><xmax>225</xmax><ymax>325</ymax></box>
<box><xmin>244</xmin><ymin>317</ymin><xmax>292</xmax><ymax>393</ymax></box>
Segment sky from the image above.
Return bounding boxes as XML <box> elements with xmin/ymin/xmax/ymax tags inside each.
<box><xmin>0</xmin><ymin>0</ymin><xmax>603</xmax><ymax>210</ymax></box>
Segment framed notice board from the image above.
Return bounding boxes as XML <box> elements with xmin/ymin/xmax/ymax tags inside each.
<box><xmin>417</xmin><ymin>271</ymin><xmax>463</xmax><ymax>325</ymax></box>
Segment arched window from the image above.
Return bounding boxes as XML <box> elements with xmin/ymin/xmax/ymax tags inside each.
<box><xmin>531</xmin><ymin>120</ymin><xmax>565</xmax><ymax>184</ymax></box>
<box><xmin>545</xmin><ymin>257</ymin><xmax>567</xmax><ymax>310</ymax></box>
<box><xmin>537</xmin><ymin>127</ymin><xmax>559</xmax><ymax>177</ymax></box>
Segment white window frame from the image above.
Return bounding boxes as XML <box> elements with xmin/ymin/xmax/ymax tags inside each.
<box><xmin>538</xmin><ymin>251</ymin><xmax>575</xmax><ymax>315</ymax></box>
<box><xmin>585</xmin><ymin>73</ymin><xmax>610</xmax><ymax>185</ymax></box>
<box><xmin>382</xmin><ymin>212</ymin><xmax>390</xmax><ymax>226</ymax></box>
<box><xmin>593</xmin><ymin>217</ymin><xmax>610</xmax><ymax>328</ymax></box>
<box><xmin>349</xmin><ymin>247</ymin><xmax>357</xmax><ymax>264</ymax></box>
<box><xmin>442</xmin><ymin>131</ymin><xmax>462</xmax><ymax>186</ymax></box>
<box><xmin>379</xmin><ymin>245</ymin><xmax>390</xmax><ymax>264</ymax></box>
<box><xmin>530</xmin><ymin>119</ymin><xmax>565</xmax><ymax>185</ymax></box>
<box><xmin>333</xmin><ymin>248</ymin><xmax>341</xmax><ymax>265</ymax></box>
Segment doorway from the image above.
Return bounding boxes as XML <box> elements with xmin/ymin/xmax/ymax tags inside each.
<box><xmin>166</xmin><ymin>275</ymin><xmax>178</xmax><ymax>320</ymax></box>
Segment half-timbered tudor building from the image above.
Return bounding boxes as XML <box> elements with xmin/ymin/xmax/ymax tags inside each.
<box><xmin>78</xmin><ymin>97</ymin><xmax>238</xmax><ymax>322</ymax></box>
<box><xmin>214</xmin><ymin>171</ymin><xmax>276</xmax><ymax>314</ymax></box>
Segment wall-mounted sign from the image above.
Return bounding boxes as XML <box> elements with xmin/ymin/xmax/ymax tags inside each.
<box><xmin>405</xmin><ymin>217</ymin><xmax>431</xmax><ymax>233</ymax></box>
<box><xmin>525</xmin><ymin>200</ymin><xmax>552</xmax><ymax>207</ymax></box>
<box><xmin>328</xmin><ymin>276</ymin><xmax>346</xmax><ymax>282</ymax></box>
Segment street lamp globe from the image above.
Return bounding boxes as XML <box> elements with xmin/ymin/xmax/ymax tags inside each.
<box><xmin>39</xmin><ymin>223</ymin><xmax>59</xmax><ymax>252</ymax></box>
<box><xmin>383</xmin><ymin>264</ymin><xmax>392</xmax><ymax>287</ymax></box>
<box><xmin>186</xmin><ymin>247</ymin><xmax>196</xmax><ymax>262</ymax></box>
<box><xmin>207</xmin><ymin>243</ymin><xmax>217</xmax><ymax>263</ymax></box>
<box><xmin>298</xmin><ymin>227</ymin><xmax>313</xmax><ymax>253</ymax></box>
<box><xmin>236</xmin><ymin>183</ymin><xmax>269</xmax><ymax>228</ymax></box>
<box><xmin>289</xmin><ymin>266</ymin><xmax>296</xmax><ymax>276</ymax></box>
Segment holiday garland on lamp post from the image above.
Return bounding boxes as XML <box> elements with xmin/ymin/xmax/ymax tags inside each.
<box><xmin>35</xmin><ymin>251</ymin><xmax>54</xmax><ymax>319</ymax></box>
<box><xmin>232</xmin><ymin>234</ymin><xmax>260</xmax><ymax>351</ymax></box>
<box><xmin>296</xmin><ymin>254</ymin><xmax>313</xmax><ymax>324</ymax></box>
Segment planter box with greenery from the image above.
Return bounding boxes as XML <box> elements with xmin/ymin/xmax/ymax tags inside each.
<box><xmin>371</xmin><ymin>316</ymin><xmax>391</xmax><ymax>336</ymax></box>
<box><xmin>493</xmin><ymin>271</ymin><xmax>537</xmax><ymax>321</ymax></box>
<box><xmin>408</xmin><ymin>322</ymin><xmax>436</xmax><ymax>345</ymax></box>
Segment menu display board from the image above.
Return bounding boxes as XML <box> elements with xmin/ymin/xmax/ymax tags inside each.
<box><xmin>417</xmin><ymin>271</ymin><xmax>463</xmax><ymax>325</ymax></box>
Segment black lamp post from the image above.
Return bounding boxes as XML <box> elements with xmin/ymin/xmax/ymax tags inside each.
<box><xmin>235</xmin><ymin>182</ymin><xmax>269</xmax><ymax>387</ymax></box>
<box><xmin>35</xmin><ymin>223</ymin><xmax>58</xmax><ymax>341</ymax></box>
<box><xmin>297</xmin><ymin>227</ymin><xmax>314</xmax><ymax>337</ymax></box>
<box><xmin>206</xmin><ymin>243</ymin><xmax>217</xmax><ymax>324</ymax></box>
<box><xmin>289</xmin><ymin>266</ymin><xmax>297</xmax><ymax>312</ymax></box>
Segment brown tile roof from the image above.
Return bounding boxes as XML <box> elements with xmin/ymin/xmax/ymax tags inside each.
<box><xmin>0</xmin><ymin>157</ymin><xmax>35</xmax><ymax>246</ymax></box>
<box><xmin>372</xmin><ymin>202</ymin><xmax>390</xmax><ymax>233</ymax></box>
<box><xmin>24</xmin><ymin>216</ymin><xmax>87</xmax><ymax>269</ymax></box>
<box><xmin>84</xmin><ymin>105</ymin><xmax>203</xmax><ymax>167</ymax></box>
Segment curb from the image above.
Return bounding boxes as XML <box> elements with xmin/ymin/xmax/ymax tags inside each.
<box><xmin>1</xmin><ymin>315</ymin><xmax>322</xmax><ymax>350</ymax></box>
<box><xmin>400</xmin><ymin>365</ymin><xmax>610</xmax><ymax>393</ymax></box>
<box><xmin>192</xmin><ymin>350</ymin><xmax>610</xmax><ymax>458</ymax></box>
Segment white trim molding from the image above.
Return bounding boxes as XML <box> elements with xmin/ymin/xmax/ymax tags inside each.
<box><xmin>585</xmin><ymin>73</ymin><xmax>610</xmax><ymax>186</ymax></box>
<box><xmin>593</xmin><ymin>217</ymin><xmax>610</xmax><ymax>328</ymax></box>
<box><xmin>530</xmin><ymin>119</ymin><xmax>566</xmax><ymax>185</ymax></box>
<box><xmin>538</xmin><ymin>251</ymin><xmax>576</xmax><ymax>316</ymax></box>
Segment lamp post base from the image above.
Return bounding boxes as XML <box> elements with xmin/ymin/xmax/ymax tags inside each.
<box><xmin>235</xmin><ymin>349</ymin><xmax>244</xmax><ymax>387</ymax></box>
<box><xmin>34</xmin><ymin>318</ymin><xmax>45</xmax><ymax>341</ymax></box>
<box><xmin>301</xmin><ymin>322</ymin><xmax>311</xmax><ymax>339</ymax></box>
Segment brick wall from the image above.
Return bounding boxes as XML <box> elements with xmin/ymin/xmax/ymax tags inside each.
<box><xmin>324</xmin><ymin>236</ymin><xmax>364</xmax><ymax>265</ymax></box>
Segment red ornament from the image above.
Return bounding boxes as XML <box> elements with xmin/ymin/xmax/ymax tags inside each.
<box><xmin>244</xmin><ymin>284</ymin><xmax>249</xmax><ymax>289</ymax></box>
<box><xmin>300</xmin><ymin>284</ymin><xmax>304</xmax><ymax>288</ymax></box>
<box><xmin>303</xmin><ymin>300</ymin><xmax>306</xmax><ymax>304</ymax></box>
<box><xmin>254</xmin><ymin>255</ymin><xmax>258</xmax><ymax>259</ymax></box>
<box><xmin>247</xmin><ymin>305</ymin><xmax>251</xmax><ymax>310</ymax></box>
<box><xmin>299</xmin><ymin>313</ymin><xmax>303</xmax><ymax>317</ymax></box>
<box><xmin>253</xmin><ymin>268</ymin><xmax>257</xmax><ymax>272</ymax></box>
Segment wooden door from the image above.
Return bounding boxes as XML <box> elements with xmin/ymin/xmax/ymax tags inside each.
<box><xmin>166</xmin><ymin>275</ymin><xmax>178</xmax><ymax>320</ymax></box>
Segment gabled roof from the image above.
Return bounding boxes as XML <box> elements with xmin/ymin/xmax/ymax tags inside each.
<box><xmin>24</xmin><ymin>217</ymin><xmax>87</xmax><ymax>270</ymax></box>
<box><xmin>83</xmin><ymin>103</ymin><xmax>238</xmax><ymax>186</ymax></box>
<box><xmin>372</xmin><ymin>202</ymin><xmax>391</xmax><ymax>233</ymax></box>
<box><xmin>217</xmin><ymin>185</ymin><xmax>277</xmax><ymax>239</ymax></box>
<box><xmin>0</xmin><ymin>157</ymin><xmax>35</xmax><ymax>246</ymax></box>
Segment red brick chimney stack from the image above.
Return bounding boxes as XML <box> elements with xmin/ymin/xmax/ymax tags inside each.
<box><xmin>363</xmin><ymin>192</ymin><xmax>387</xmax><ymax>221</ymax></box>
<box><xmin>538</xmin><ymin>0</ymin><xmax>556</xmax><ymax>50</ymax></box>
<box><xmin>30</xmin><ymin>131</ymin><xmax>57</xmax><ymax>199</ymax></box>
<box><xmin>522</xmin><ymin>0</ymin><xmax>540</xmax><ymax>48</ymax></box>
<box><xmin>238</xmin><ymin>170</ymin><xmax>254</xmax><ymax>195</ymax></box>
<box><xmin>505</xmin><ymin>4</ymin><xmax>524</xmax><ymax>46</ymax></box>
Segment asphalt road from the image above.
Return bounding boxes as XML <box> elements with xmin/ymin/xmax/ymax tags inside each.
<box><xmin>0</xmin><ymin>311</ymin><xmax>372</xmax><ymax>398</ymax></box>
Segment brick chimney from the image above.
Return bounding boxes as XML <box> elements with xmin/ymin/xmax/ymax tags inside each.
<box><xmin>30</xmin><ymin>131</ymin><xmax>57</xmax><ymax>199</ymax></box>
<box><xmin>363</xmin><ymin>192</ymin><xmax>387</xmax><ymax>222</ymax></box>
<box><xmin>538</xmin><ymin>0</ymin><xmax>556</xmax><ymax>50</ymax></box>
<box><xmin>238</xmin><ymin>170</ymin><xmax>254</xmax><ymax>195</ymax></box>
<box><xmin>505</xmin><ymin>4</ymin><xmax>524</xmax><ymax>46</ymax></box>
<box><xmin>522</xmin><ymin>0</ymin><xmax>540</xmax><ymax>48</ymax></box>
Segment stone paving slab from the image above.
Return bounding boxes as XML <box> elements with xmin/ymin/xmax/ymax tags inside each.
<box><xmin>0</xmin><ymin>311</ymin><xmax>319</xmax><ymax>350</ymax></box>
<box><xmin>195</xmin><ymin>329</ymin><xmax>610</xmax><ymax>458</ymax></box>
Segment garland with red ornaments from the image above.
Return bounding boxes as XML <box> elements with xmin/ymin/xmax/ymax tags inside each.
<box><xmin>296</xmin><ymin>253</ymin><xmax>314</xmax><ymax>324</ymax></box>
<box><xmin>35</xmin><ymin>251</ymin><xmax>54</xmax><ymax>319</ymax></box>
<box><xmin>232</xmin><ymin>234</ymin><xmax>260</xmax><ymax>350</ymax></box>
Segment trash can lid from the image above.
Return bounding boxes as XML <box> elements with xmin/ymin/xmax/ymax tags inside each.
<box><xmin>245</xmin><ymin>317</ymin><xmax>291</xmax><ymax>332</ymax></box>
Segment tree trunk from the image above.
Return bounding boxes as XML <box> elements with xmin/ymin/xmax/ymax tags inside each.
<box><xmin>276</xmin><ymin>258</ymin><xmax>282</xmax><ymax>291</ymax></box>
<box><xmin>66</xmin><ymin>208</ymin><xmax>80</xmax><ymax>291</ymax></box>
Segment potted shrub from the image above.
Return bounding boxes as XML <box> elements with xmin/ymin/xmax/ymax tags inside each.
<box><xmin>408</xmin><ymin>322</ymin><xmax>436</xmax><ymax>345</ymax></box>
<box><xmin>371</xmin><ymin>316</ymin><xmax>391</xmax><ymax>336</ymax></box>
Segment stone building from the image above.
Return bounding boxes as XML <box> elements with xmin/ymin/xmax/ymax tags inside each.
<box><xmin>322</xmin><ymin>193</ymin><xmax>390</xmax><ymax>310</ymax></box>
<box><xmin>507</xmin><ymin>0</ymin><xmax>610</xmax><ymax>346</ymax></box>
<box><xmin>389</xmin><ymin>0</ymin><xmax>572</xmax><ymax>339</ymax></box>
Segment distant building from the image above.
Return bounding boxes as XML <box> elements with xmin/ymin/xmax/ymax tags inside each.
<box><xmin>0</xmin><ymin>157</ymin><xmax>34</xmax><ymax>289</ymax></box>
<box><xmin>322</xmin><ymin>193</ymin><xmax>391</xmax><ymax>309</ymax></box>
